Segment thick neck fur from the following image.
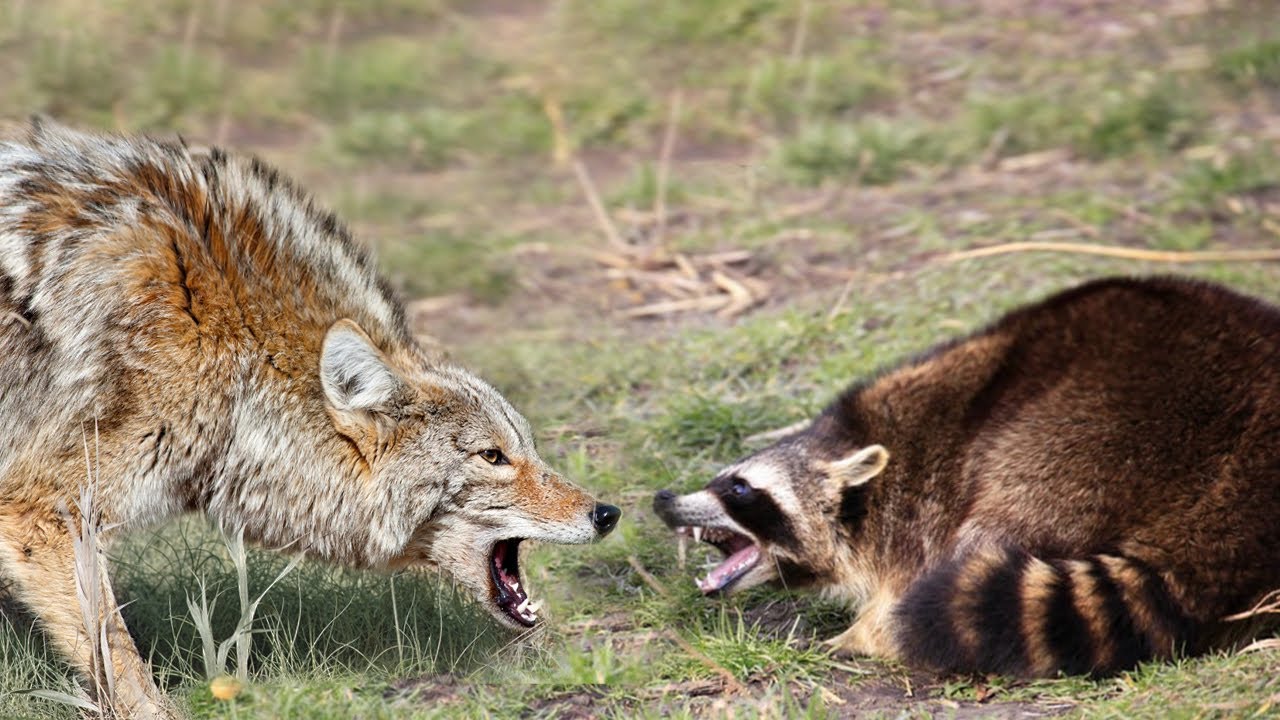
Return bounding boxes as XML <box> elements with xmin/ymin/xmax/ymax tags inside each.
<box><xmin>205</xmin><ymin>373</ymin><xmax>431</xmax><ymax>567</ymax></box>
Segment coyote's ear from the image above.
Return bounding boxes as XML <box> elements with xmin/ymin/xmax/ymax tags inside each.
<box><xmin>320</xmin><ymin>319</ymin><xmax>404</xmax><ymax>417</ymax></box>
<box><xmin>823</xmin><ymin>444</ymin><xmax>889</xmax><ymax>494</ymax></box>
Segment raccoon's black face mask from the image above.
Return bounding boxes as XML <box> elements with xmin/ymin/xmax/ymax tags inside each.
<box><xmin>653</xmin><ymin>442</ymin><xmax>890</xmax><ymax>595</ymax></box>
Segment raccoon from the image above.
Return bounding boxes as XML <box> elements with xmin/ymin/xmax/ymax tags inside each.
<box><xmin>654</xmin><ymin>276</ymin><xmax>1280</xmax><ymax>677</ymax></box>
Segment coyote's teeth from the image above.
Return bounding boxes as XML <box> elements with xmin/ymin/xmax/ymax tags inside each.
<box><xmin>692</xmin><ymin>527</ymin><xmax>703</xmax><ymax>543</ymax></box>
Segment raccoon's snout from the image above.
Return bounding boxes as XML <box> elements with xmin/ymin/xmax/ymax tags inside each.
<box><xmin>652</xmin><ymin>490</ymin><xmax>678</xmax><ymax>526</ymax></box>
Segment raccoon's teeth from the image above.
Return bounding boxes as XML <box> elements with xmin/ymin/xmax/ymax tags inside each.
<box><xmin>511</xmin><ymin>581</ymin><xmax>519</xmax><ymax>593</ymax></box>
<box><xmin>677</xmin><ymin>534</ymin><xmax>688</xmax><ymax>569</ymax></box>
<box><xmin>516</xmin><ymin>598</ymin><xmax>530</xmax><ymax>613</ymax></box>
<box><xmin>693</xmin><ymin>527</ymin><xmax>703</xmax><ymax>543</ymax></box>
<box><xmin>526</xmin><ymin>600</ymin><xmax>543</xmax><ymax>614</ymax></box>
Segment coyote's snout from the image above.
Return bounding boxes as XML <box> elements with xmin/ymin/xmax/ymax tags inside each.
<box><xmin>318</xmin><ymin>319</ymin><xmax>620</xmax><ymax>629</ymax></box>
<box><xmin>0</xmin><ymin>119</ymin><xmax>619</xmax><ymax>717</ymax></box>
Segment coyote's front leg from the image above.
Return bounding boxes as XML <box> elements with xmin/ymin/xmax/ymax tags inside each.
<box><xmin>0</xmin><ymin>505</ymin><xmax>174</xmax><ymax>718</ymax></box>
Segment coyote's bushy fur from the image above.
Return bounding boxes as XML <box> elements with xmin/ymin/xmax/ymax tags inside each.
<box><xmin>0</xmin><ymin>119</ymin><xmax>620</xmax><ymax>717</ymax></box>
<box><xmin>655</xmin><ymin>277</ymin><xmax>1280</xmax><ymax>678</ymax></box>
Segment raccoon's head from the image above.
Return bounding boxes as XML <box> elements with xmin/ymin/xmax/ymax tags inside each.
<box><xmin>319</xmin><ymin>319</ymin><xmax>621</xmax><ymax>630</ymax></box>
<box><xmin>653</xmin><ymin>434</ymin><xmax>888</xmax><ymax>597</ymax></box>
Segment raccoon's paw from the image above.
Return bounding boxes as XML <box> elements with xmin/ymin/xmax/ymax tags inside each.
<box><xmin>824</xmin><ymin>618</ymin><xmax>896</xmax><ymax>660</ymax></box>
<box><xmin>824</xmin><ymin>625</ymin><xmax>868</xmax><ymax>659</ymax></box>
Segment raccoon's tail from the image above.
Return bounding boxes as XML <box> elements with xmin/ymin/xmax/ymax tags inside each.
<box><xmin>893</xmin><ymin>547</ymin><xmax>1195</xmax><ymax>677</ymax></box>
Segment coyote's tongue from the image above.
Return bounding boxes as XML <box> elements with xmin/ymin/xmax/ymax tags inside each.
<box><xmin>697</xmin><ymin>544</ymin><xmax>761</xmax><ymax>594</ymax></box>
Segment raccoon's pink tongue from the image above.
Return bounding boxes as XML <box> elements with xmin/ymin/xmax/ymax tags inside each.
<box><xmin>697</xmin><ymin>544</ymin><xmax>760</xmax><ymax>594</ymax></box>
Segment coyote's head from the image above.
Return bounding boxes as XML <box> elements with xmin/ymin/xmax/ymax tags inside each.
<box><xmin>319</xmin><ymin>320</ymin><xmax>620</xmax><ymax>629</ymax></box>
<box><xmin>652</xmin><ymin>428</ymin><xmax>888</xmax><ymax>599</ymax></box>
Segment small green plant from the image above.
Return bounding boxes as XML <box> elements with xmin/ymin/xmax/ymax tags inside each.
<box><xmin>25</xmin><ymin>32</ymin><xmax>127</xmax><ymax>119</ymax></box>
<box><xmin>688</xmin><ymin>608</ymin><xmax>829</xmax><ymax>681</ymax></box>
<box><xmin>778</xmin><ymin>117</ymin><xmax>943</xmax><ymax>186</ymax></box>
<box><xmin>549</xmin><ymin>635</ymin><xmax>641</xmax><ymax>686</ymax></box>
<box><xmin>1216</xmin><ymin>37</ymin><xmax>1280</xmax><ymax>89</ymax></box>
<box><xmin>133</xmin><ymin>46</ymin><xmax>229</xmax><ymax>129</ymax></box>
<box><xmin>297</xmin><ymin>37</ymin><xmax>464</xmax><ymax>120</ymax></box>
<box><xmin>1176</xmin><ymin>150</ymin><xmax>1280</xmax><ymax>212</ymax></box>
<box><xmin>1076</xmin><ymin>79</ymin><xmax>1201</xmax><ymax>159</ymax></box>
<box><xmin>378</xmin><ymin>230</ymin><xmax>515</xmax><ymax>304</ymax></box>
<box><xmin>327</xmin><ymin>110</ymin><xmax>467</xmax><ymax>171</ymax></box>
<box><xmin>185</xmin><ymin>530</ymin><xmax>303</xmax><ymax>682</ymax></box>
<box><xmin>655</xmin><ymin>394</ymin><xmax>785</xmax><ymax>460</ymax></box>
<box><xmin>965</xmin><ymin>93</ymin><xmax>1076</xmax><ymax>158</ymax></box>
<box><xmin>739</xmin><ymin>54</ymin><xmax>897</xmax><ymax>132</ymax></box>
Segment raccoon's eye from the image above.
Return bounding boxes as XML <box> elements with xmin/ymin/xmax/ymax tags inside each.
<box><xmin>478</xmin><ymin>448</ymin><xmax>508</xmax><ymax>465</ymax></box>
<box><xmin>730</xmin><ymin>477</ymin><xmax>753</xmax><ymax>497</ymax></box>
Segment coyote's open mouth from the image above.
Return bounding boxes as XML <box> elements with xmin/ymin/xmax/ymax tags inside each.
<box><xmin>490</xmin><ymin>538</ymin><xmax>540</xmax><ymax>626</ymax></box>
<box><xmin>675</xmin><ymin>525</ymin><xmax>761</xmax><ymax>594</ymax></box>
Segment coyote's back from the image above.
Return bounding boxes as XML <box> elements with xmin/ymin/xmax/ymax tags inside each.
<box><xmin>0</xmin><ymin>119</ymin><xmax>405</xmax><ymax>481</ymax></box>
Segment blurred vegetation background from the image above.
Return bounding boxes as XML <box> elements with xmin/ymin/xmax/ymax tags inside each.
<box><xmin>5</xmin><ymin>0</ymin><xmax>1278</xmax><ymax>311</ymax></box>
<box><xmin>2</xmin><ymin>1</ymin><xmax>1280</xmax><ymax>717</ymax></box>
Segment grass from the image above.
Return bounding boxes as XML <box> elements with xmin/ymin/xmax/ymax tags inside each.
<box><xmin>2</xmin><ymin>0</ymin><xmax>1280</xmax><ymax>718</ymax></box>
<box><xmin>1216</xmin><ymin>37</ymin><xmax>1280</xmax><ymax>89</ymax></box>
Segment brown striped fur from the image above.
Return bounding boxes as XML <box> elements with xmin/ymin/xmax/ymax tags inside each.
<box><xmin>0</xmin><ymin>120</ymin><xmax>613</xmax><ymax>717</ymax></box>
<box><xmin>655</xmin><ymin>276</ymin><xmax>1280</xmax><ymax>678</ymax></box>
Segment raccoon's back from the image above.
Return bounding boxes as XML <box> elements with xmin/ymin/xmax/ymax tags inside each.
<box><xmin>958</xmin><ymin>277</ymin><xmax>1280</xmax><ymax>555</ymax></box>
<box><xmin>887</xmin><ymin>278</ymin><xmax>1280</xmax><ymax>676</ymax></box>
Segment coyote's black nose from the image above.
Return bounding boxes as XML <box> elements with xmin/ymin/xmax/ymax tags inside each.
<box><xmin>592</xmin><ymin>503</ymin><xmax>621</xmax><ymax>536</ymax></box>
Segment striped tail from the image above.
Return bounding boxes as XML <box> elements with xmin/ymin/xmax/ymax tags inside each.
<box><xmin>893</xmin><ymin>547</ymin><xmax>1194</xmax><ymax>677</ymax></box>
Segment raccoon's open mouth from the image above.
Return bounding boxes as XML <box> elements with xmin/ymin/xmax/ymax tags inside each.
<box><xmin>490</xmin><ymin>538</ymin><xmax>540</xmax><ymax>627</ymax></box>
<box><xmin>676</xmin><ymin>525</ymin><xmax>761</xmax><ymax>594</ymax></box>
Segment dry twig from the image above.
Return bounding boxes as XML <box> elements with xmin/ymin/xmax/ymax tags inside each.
<box><xmin>621</xmin><ymin>295</ymin><xmax>730</xmax><ymax>318</ymax></box>
<box><xmin>711</xmin><ymin>270</ymin><xmax>757</xmax><ymax>318</ymax></box>
<box><xmin>744</xmin><ymin>420</ymin><xmax>810</xmax><ymax>446</ymax></box>
<box><xmin>627</xmin><ymin>556</ymin><xmax>669</xmax><ymax>597</ymax></box>
<box><xmin>573</xmin><ymin>159</ymin><xmax>628</xmax><ymax>250</ymax></box>
<box><xmin>1223</xmin><ymin>589</ymin><xmax>1280</xmax><ymax>622</ymax></box>
<box><xmin>665</xmin><ymin>632</ymin><xmax>747</xmax><ymax>695</ymax></box>
<box><xmin>943</xmin><ymin>242</ymin><xmax>1280</xmax><ymax>264</ymax></box>
<box><xmin>653</xmin><ymin>90</ymin><xmax>683</xmax><ymax>249</ymax></box>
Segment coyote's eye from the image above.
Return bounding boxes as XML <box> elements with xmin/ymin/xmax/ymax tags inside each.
<box><xmin>478</xmin><ymin>448</ymin><xmax>508</xmax><ymax>465</ymax></box>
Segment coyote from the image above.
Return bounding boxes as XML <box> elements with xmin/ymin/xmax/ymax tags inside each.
<box><xmin>0</xmin><ymin>119</ymin><xmax>620</xmax><ymax>717</ymax></box>
<box><xmin>656</xmin><ymin>276</ymin><xmax>1280</xmax><ymax>677</ymax></box>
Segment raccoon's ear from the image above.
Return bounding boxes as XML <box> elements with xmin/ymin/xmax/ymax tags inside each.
<box><xmin>824</xmin><ymin>444</ymin><xmax>889</xmax><ymax>493</ymax></box>
<box><xmin>320</xmin><ymin>319</ymin><xmax>405</xmax><ymax>415</ymax></box>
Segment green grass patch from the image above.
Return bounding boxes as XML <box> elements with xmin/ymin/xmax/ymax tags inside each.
<box><xmin>777</xmin><ymin>117</ymin><xmax>946</xmax><ymax>186</ymax></box>
<box><xmin>378</xmin><ymin>229</ymin><xmax>516</xmax><ymax>304</ymax></box>
<box><xmin>1076</xmin><ymin>78</ymin><xmax>1203</xmax><ymax>160</ymax></box>
<box><xmin>1216</xmin><ymin>37</ymin><xmax>1280</xmax><ymax>89</ymax></box>
<box><xmin>1175</xmin><ymin>148</ymin><xmax>1280</xmax><ymax>212</ymax></box>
